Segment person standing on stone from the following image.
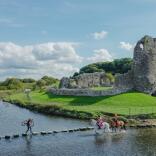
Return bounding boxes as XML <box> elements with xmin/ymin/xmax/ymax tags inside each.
<box><xmin>22</xmin><ymin>118</ymin><xmax>34</xmax><ymax>134</ymax></box>
<box><xmin>26</xmin><ymin>118</ymin><xmax>34</xmax><ymax>134</ymax></box>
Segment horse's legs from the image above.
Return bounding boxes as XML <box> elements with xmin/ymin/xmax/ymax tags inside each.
<box><xmin>115</xmin><ymin>126</ymin><xmax>118</xmax><ymax>132</ymax></box>
<box><xmin>112</xmin><ymin>126</ymin><xmax>115</xmax><ymax>133</ymax></box>
<box><xmin>123</xmin><ymin>124</ymin><xmax>126</xmax><ymax>130</ymax></box>
<box><xmin>94</xmin><ymin>127</ymin><xmax>97</xmax><ymax>133</ymax></box>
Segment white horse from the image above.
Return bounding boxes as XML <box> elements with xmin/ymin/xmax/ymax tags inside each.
<box><xmin>90</xmin><ymin>119</ymin><xmax>111</xmax><ymax>134</ymax></box>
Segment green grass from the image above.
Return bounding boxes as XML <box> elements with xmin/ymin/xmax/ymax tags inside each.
<box><xmin>5</xmin><ymin>91</ymin><xmax>156</xmax><ymax>117</ymax></box>
<box><xmin>22</xmin><ymin>82</ymin><xmax>36</xmax><ymax>89</ymax></box>
<box><xmin>90</xmin><ymin>86</ymin><xmax>113</xmax><ymax>91</ymax></box>
<box><xmin>0</xmin><ymin>90</ymin><xmax>16</xmax><ymax>98</ymax></box>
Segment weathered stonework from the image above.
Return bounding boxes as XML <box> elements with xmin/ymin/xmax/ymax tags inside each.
<box><xmin>59</xmin><ymin>72</ymin><xmax>113</xmax><ymax>89</ymax></box>
<box><xmin>114</xmin><ymin>35</ymin><xmax>156</xmax><ymax>94</ymax></box>
<box><xmin>49</xmin><ymin>88</ymin><xmax>130</xmax><ymax>97</ymax></box>
<box><xmin>133</xmin><ymin>35</ymin><xmax>156</xmax><ymax>94</ymax></box>
<box><xmin>114</xmin><ymin>70</ymin><xmax>134</xmax><ymax>90</ymax></box>
<box><xmin>51</xmin><ymin>35</ymin><xmax>156</xmax><ymax>96</ymax></box>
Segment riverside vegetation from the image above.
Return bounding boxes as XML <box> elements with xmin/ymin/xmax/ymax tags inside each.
<box><xmin>1</xmin><ymin>57</ymin><xmax>156</xmax><ymax>120</ymax></box>
<box><xmin>3</xmin><ymin>90</ymin><xmax>156</xmax><ymax>120</ymax></box>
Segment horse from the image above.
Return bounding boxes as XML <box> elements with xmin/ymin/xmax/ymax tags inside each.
<box><xmin>110</xmin><ymin>120</ymin><xmax>126</xmax><ymax>132</ymax></box>
<box><xmin>90</xmin><ymin>119</ymin><xmax>111</xmax><ymax>134</ymax></box>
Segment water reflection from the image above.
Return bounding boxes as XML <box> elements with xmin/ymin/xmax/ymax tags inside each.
<box><xmin>1</xmin><ymin>101</ymin><xmax>156</xmax><ymax>155</ymax></box>
<box><xmin>0</xmin><ymin>128</ymin><xmax>156</xmax><ymax>156</ymax></box>
<box><xmin>24</xmin><ymin>135</ymin><xmax>33</xmax><ymax>152</ymax></box>
<box><xmin>0</xmin><ymin>102</ymin><xmax>89</xmax><ymax>136</ymax></box>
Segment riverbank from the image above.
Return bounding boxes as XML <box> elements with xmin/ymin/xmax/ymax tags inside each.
<box><xmin>2</xmin><ymin>90</ymin><xmax>156</xmax><ymax>121</ymax></box>
<box><xmin>0</xmin><ymin>90</ymin><xmax>15</xmax><ymax>99</ymax></box>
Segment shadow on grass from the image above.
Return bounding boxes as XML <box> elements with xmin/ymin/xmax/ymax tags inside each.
<box><xmin>45</xmin><ymin>91</ymin><xmax>125</xmax><ymax>106</ymax></box>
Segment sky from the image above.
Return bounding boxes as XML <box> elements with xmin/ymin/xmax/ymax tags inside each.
<box><xmin>0</xmin><ymin>0</ymin><xmax>156</xmax><ymax>80</ymax></box>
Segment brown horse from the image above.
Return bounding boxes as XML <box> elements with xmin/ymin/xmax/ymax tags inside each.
<box><xmin>110</xmin><ymin>120</ymin><xmax>126</xmax><ymax>132</ymax></box>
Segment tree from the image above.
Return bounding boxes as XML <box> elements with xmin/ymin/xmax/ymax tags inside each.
<box><xmin>77</xmin><ymin>58</ymin><xmax>133</xmax><ymax>76</ymax></box>
<box><xmin>41</xmin><ymin>76</ymin><xmax>59</xmax><ymax>86</ymax></box>
<box><xmin>21</xmin><ymin>78</ymin><xmax>36</xmax><ymax>83</ymax></box>
<box><xmin>36</xmin><ymin>79</ymin><xmax>46</xmax><ymax>89</ymax></box>
<box><xmin>1</xmin><ymin>78</ymin><xmax>23</xmax><ymax>90</ymax></box>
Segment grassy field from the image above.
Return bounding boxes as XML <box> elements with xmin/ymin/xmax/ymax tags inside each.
<box><xmin>4</xmin><ymin>91</ymin><xmax>156</xmax><ymax>118</ymax></box>
<box><xmin>90</xmin><ymin>86</ymin><xmax>113</xmax><ymax>91</ymax></box>
<box><xmin>0</xmin><ymin>90</ymin><xmax>16</xmax><ymax>98</ymax></box>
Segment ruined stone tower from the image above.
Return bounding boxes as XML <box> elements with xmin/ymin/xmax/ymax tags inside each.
<box><xmin>115</xmin><ymin>35</ymin><xmax>156</xmax><ymax>94</ymax></box>
<box><xmin>54</xmin><ymin>35</ymin><xmax>156</xmax><ymax>96</ymax></box>
<box><xmin>133</xmin><ymin>35</ymin><xmax>156</xmax><ymax>94</ymax></box>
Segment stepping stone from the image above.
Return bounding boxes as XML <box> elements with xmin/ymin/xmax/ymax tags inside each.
<box><xmin>22</xmin><ymin>133</ymin><xmax>27</xmax><ymax>137</ymax></box>
<box><xmin>73</xmin><ymin>129</ymin><xmax>79</xmax><ymax>131</ymax></box>
<box><xmin>87</xmin><ymin>127</ymin><xmax>94</xmax><ymax>130</ymax></box>
<box><xmin>5</xmin><ymin>136</ymin><xmax>11</xmax><ymax>139</ymax></box>
<box><xmin>79</xmin><ymin>128</ymin><xmax>87</xmax><ymax>131</ymax></box>
<box><xmin>68</xmin><ymin>129</ymin><xmax>74</xmax><ymax>132</ymax></box>
<box><xmin>32</xmin><ymin>132</ymin><xmax>39</xmax><ymax>135</ymax></box>
<box><xmin>41</xmin><ymin>131</ymin><xmax>47</xmax><ymax>135</ymax></box>
<box><xmin>13</xmin><ymin>134</ymin><xmax>19</xmax><ymax>138</ymax></box>
<box><xmin>61</xmin><ymin>130</ymin><xmax>68</xmax><ymax>132</ymax></box>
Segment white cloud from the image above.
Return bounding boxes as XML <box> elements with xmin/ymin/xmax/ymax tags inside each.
<box><xmin>92</xmin><ymin>30</ymin><xmax>108</xmax><ymax>40</ymax></box>
<box><xmin>120</xmin><ymin>42</ymin><xmax>133</xmax><ymax>51</ymax></box>
<box><xmin>32</xmin><ymin>42</ymin><xmax>82</xmax><ymax>63</ymax></box>
<box><xmin>0</xmin><ymin>42</ymin><xmax>82</xmax><ymax>80</ymax></box>
<box><xmin>87</xmin><ymin>49</ymin><xmax>113</xmax><ymax>63</ymax></box>
<box><xmin>0</xmin><ymin>42</ymin><xmax>115</xmax><ymax>80</ymax></box>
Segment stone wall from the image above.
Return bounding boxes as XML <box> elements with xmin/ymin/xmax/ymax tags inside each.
<box><xmin>114</xmin><ymin>70</ymin><xmax>134</xmax><ymax>90</ymax></box>
<box><xmin>132</xmin><ymin>35</ymin><xmax>156</xmax><ymax>94</ymax></box>
<box><xmin>50</xmin><ymin>35</ymin><xmax>156</xmax><ymax>96</ymax></box>
<box><xmin>59</xmin><ymin>72</ymin><xmax>113</xmax><ymax>89</ymax></box>
<box><xmin>49</xmin><ymin>88</ymin><xmax>131</xmax><ymax>97</ymax></box>
<box><xmin>114</xmin><ymin>35</ymin><xmax>156</xmax><ymax>94</ymax></box>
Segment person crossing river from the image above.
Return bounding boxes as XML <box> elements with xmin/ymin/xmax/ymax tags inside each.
<box><xmin>22</xmin><ymin>118</ymin><xmax>34</xmax><ymax>134</ymax></box>
<box><xmin>96</xmin><ymin>116</ymin><xmax>105</xmax><ymax>129</ymax></box>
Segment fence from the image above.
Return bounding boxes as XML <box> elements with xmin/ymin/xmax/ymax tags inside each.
<box><xmin>103</xmin><ymin>107</ymin><xmax>156</xmax><ymax>116</ymax></box>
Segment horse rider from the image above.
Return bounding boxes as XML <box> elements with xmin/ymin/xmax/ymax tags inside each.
<box><xmin>114</xmin><ymin>114</ymin><xmax>119</xmax><ymax>127</ymax></box>
<box><xmin>96</xmin><ymin>116</ymin><xmax>104</xmax><ymax>129</ymax></box>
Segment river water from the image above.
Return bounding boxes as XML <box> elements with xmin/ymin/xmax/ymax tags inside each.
<box><xmin>0</xmin><ymin>101</ymin><xmax>156</xmax><ymax>156</ymax></box>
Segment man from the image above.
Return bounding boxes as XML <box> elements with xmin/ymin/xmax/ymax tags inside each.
<box><xmin>25</xmin><ymin>118</ymin><xmax>34</xmax><ymax>134</ymax></box>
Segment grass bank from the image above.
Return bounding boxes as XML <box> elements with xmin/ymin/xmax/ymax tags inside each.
<box><xmin>3</xmin><ymin>91</ymin><xmax>156</xmax><ymax>119</ymax></box>
<box><xmin>0</xmin><ymin>90</ymin><xmax>16</xmax><ymax>99</ymax></box>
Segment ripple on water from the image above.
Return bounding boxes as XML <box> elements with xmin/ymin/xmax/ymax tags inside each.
<box><xmin>1</xmin><ymin>102</ymin><xmax>156</xmax><ymax>156</ymax></box>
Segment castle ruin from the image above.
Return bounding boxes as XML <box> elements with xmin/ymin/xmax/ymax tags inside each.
<box><xmin>59</xmin><ymin>72</ymin><xmax>113</xmax><ymax>89</ymax></box>
<box><xmin>116</xmin><ymin>35</ymin><xmax>156</xmax><ymax>95</ymax></box>
<box><xmin>50</xmin><ymin>35</ymin><xmax>156</xmax><ymax>96</ymax></box>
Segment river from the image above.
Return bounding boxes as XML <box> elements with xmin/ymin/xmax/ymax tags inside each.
<box><xmin>0</xmin><ymin>101</ymin><xmax>156</xmax><ymax>156</ymax></box>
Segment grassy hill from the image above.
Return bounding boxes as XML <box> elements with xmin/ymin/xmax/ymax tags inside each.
<box><xmin>4</xmin><ymin>91</ymin><xmax>156</xmax><ymax>119</ymax></box>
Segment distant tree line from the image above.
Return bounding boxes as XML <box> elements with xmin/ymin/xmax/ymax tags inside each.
<box><xmin>0</xmin><ymin>76</ymin><xmax>59</xmax><ymax>90</ymax></box>
<box><xmin>73</xmin><ymin>58</ymin><xmax>133</xmax><ymax>77</ymax></box>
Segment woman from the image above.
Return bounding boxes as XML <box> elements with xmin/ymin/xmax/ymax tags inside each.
<box><xmin>96</xmin><ymin>116</ymin><xmax>104</xmax><ymax>129</ymax></box>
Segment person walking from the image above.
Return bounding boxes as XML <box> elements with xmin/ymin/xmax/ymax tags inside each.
<box><xmin>22</xmin><ymin>118</ymin><xmax>34</xmax><ymax>134</ymax></box>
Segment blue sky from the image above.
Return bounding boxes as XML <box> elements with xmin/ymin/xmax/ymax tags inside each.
<box><xmin>0</xmin><ymin>0</ymin><xmax>156</xmax><ymax>80</ymax></box>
